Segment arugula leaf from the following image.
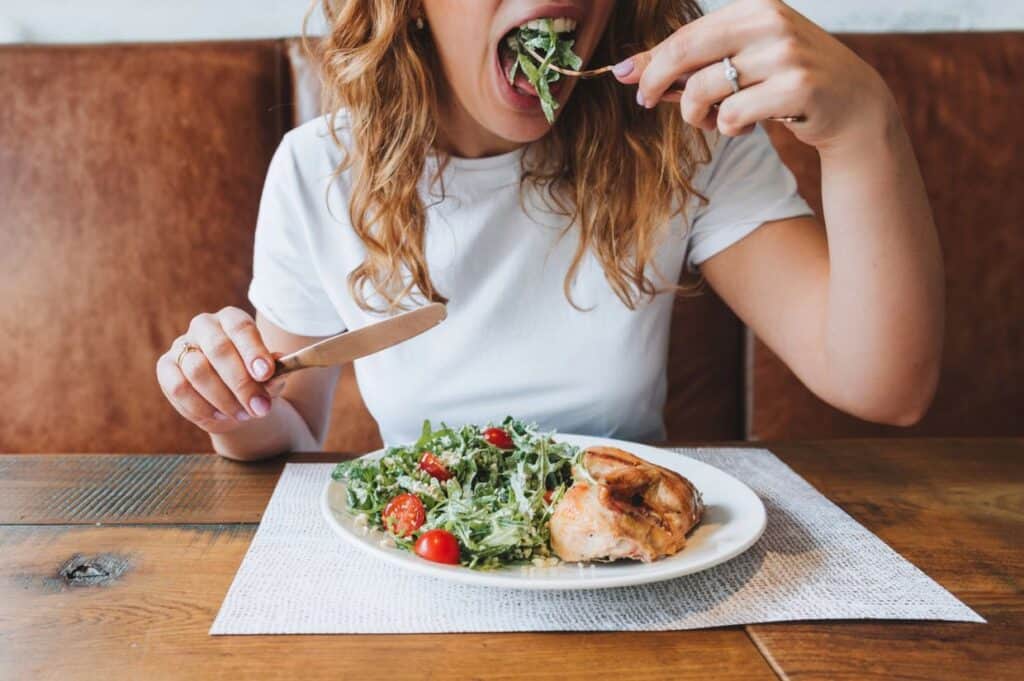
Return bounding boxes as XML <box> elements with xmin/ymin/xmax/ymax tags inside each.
<box><xmin>333</xmin><ymin>418</ymin><xmax>581</xmax><ymax>569</ymax></box>
<box><xmin>505</xmin><ymin>18</ymin><xmax>583</xmax><ymax>124</ymax></box>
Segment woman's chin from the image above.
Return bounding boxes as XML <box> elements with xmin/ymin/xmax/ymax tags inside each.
<box><xmin>495</xmin><ymin>115</ymin><xmax>555</xmax><ymax>144</ymax></box>
<box><xmin>463</xmin><ymin>106</ymin><xmax>556</xmax><ymax>149</ymax></box>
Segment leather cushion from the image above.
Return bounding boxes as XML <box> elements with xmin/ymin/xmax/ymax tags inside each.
<box><xmin>752</xmin><ymin>33</ymin><xmax>1024</xmax><ymax>439</ymax></box>
<box><xmin>0</xmin><ymin>42</ymin><xmax>285</xmax><ymax>452</ymax></box>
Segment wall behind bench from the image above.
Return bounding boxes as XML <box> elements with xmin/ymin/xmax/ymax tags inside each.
<box><xmin>2</xmin><ymin>0</ymin><xmax>1023</xmax><ymax>45</ymax></box>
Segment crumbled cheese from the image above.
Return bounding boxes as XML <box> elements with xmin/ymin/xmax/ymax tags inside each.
<box><xmin>438</xmin><ymin>449</ymin><xmax>461</xmax><ymax>467</ymax></box>
<box><xmin>396</xmin><ymin>475</ymin><xmax>438</xmax><ymax>498</ymax></box>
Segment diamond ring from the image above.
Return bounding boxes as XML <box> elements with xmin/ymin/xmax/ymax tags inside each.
<box><xmin>723</xmin><ymin>57</ymin><xmax>741</xmax><ymax>94</ymax></box>
<box><xmin>175</xmin><ymin>341</ymin><xmax>202</xmax><ymax>369</ymax></box>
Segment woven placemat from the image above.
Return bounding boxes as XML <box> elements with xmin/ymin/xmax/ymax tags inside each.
<box><xmin>211</xmin><ymin>448</ymin><xmax>982</xmax><ymax>634</ymax></box>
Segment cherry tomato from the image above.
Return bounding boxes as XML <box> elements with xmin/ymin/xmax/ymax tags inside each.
<box><xmin>418</xmin><ymin>452</ymin><xmax>452</xmax><ymax>481</ymax></box>
<box><xmin>381</xmin><ymin>493</ymin><xmax>425</xmax><ymax>537</ymax></box>
<box><xmin>483</xmin><ymin>427</ymin><xmax>514</xmax><ymax>450</ymax></box>
<box><xmin>543</xmin><ymin>489</ymin><xmax>554</xmax><ymax>504</ymax></box>
<box><xmin>413</xmin><ymin>529</ymin><xmax>461</xmax><ymax>564</ymax></box>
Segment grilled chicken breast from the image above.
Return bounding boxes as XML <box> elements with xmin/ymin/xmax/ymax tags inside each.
<box><xmin>549</xmin><ymin>447</ymin><xmax>704</xmax><ymax>563</ymax></box>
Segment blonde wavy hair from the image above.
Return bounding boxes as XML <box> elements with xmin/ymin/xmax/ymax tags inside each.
<box><xmin>310</xmin><ymin>0</ymin><xmax>710</xmax><ymax>312</ymax></box>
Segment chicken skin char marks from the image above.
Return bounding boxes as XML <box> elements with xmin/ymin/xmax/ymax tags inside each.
<box><xmin>549</xmin><ymin>447</ymin><xmax>704</xmax><ymax>563</ymax></box>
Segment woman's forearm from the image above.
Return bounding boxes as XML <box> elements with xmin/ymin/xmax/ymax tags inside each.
<box><xmin>211</xmin><ymin>395</ymin><xmax>320</xmax><ymax>461</ymax></box>
<box><xmin>818</xmin><ymin>98</ymin><xmax>944</xmax><ymax>423</ymax></box>
<box><xmin>620</xmin><ymin>2</ymin><xmax>944</xmax><ymax>425</ymax></box>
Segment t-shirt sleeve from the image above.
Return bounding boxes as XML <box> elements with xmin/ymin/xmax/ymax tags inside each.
<box><xmin>247</xmin><ymin>134</ymin><xmax>347</xmax><ymax>337</ymax></box>
<box><xmin>685</xmin><ymin>125</ymin><xmax>814</xmax><ymax>271</ymax></box>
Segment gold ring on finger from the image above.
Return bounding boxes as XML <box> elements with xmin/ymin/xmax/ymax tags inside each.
<box><xmin>175</xmin><ymin>342</ymin><xmax>202</xmax><ymax>369</ymax></box>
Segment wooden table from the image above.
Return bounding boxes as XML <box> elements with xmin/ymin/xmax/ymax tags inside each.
<box><xmin>1</xmin><ymin>439</ymin><xmax>1020</xmax><ymax>680</ymax></box>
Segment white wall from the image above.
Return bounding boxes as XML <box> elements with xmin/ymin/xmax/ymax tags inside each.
<box><xmin>706</xmin><ymin>0</ymin><xmax>1024</xmax><ymax>31</ymax></box>
<box><xmin>1</xmin><ymin>0</ymin><xmax>1022</xmax><ymax>44</ymax></box>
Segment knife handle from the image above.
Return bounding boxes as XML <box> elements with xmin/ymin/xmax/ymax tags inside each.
<box><xmin>272</xmin><ymin>352</ymin><xmax>308</xmax><ymax>378</ymax></box>
<box><xmin>267</xmin><ymin>302</ymin><xmax>446</xmax><ymax>379</ymax></box>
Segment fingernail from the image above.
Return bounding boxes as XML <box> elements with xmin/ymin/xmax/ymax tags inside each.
<box><xmin>252</xmin><ymin>357</ymin><xmax>271</xmax><ymax>379</ymax></box>
<box><xmin>212</xmin><ymin>410</ymin><xmax>229</xmax><ymax>421</ymax></box>
<box><xmin>236</xmin><ymin>411</ymin><xmax>251</xmax><ymax>422</ymax></box>
<box><xmin>250</xmin><ymin>395</ymin><xmax>271</xmax><ymax>417</ymax></box>
<box><xmin>612</xmin><ymin>58</ymin><xmax>634</xmax><ymax>78</ymax></box>
<box><xmin>636</xmin><ymin>89</ymin><xmax>645</xmax><ymax>107</ymax></box>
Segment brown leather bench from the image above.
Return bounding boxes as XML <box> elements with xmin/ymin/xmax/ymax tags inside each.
<box><xmin>2</xmin><ymin>34</ymin><xmax>1021</xmax><ymax>454</ymax></box>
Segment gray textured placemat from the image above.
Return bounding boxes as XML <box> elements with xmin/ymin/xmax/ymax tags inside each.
<box><xmin>211</xmin><ymin>448</ymin><xmax>983</xmax><ymax>634</ymax></box>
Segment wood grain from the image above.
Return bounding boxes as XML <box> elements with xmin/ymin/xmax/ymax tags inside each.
<box><xmin>2</xmin><ymin>440</ymin><xmax>1021</xmax><ymax>679</ymax></box>
<box><xmin>749</xmin><ymin>439</ymin><xmax>1024</xmax><ymax>681</ymax></box>
<box><xmin>749</xmin><ymin>621</ymin><xmax>1022</xmax><ymax>681</ymax></box>
<box><xmin>0</xmin><ymin>454</ymin><xmax>286</xmax><ymax>524</ymax></box>
<box><xmin>0</xmin><ymin>524</ymin><xmax>777</xmax><ymax>681</ymax></box>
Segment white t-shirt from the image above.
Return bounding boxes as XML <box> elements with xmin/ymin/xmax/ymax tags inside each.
<box><xmin>249</xmin><ymin>115</ymin><xmax>811</xmax><ymax>446</ymax></box>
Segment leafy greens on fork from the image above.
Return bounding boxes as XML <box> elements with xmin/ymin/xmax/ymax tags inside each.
<box><xmin>505</xmin><ymin>18</ymin><xmax>583</xmax><ymax>123</ymax></box>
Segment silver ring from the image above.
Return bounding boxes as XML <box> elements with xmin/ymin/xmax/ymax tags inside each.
<box><xmin>723</xmin><ymin>57</ymin><xmax>740</xmax><ymax>94</ymax></box>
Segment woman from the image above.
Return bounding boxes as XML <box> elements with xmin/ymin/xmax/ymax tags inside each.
<box><xmin>155</xmin><ymin>0</ymin><xmax>943</xmax><ymax>460</ymax></box>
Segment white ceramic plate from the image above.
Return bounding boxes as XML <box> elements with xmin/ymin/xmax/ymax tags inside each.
<box><xmin>321</xmin><ymin>434</ymin><xmax>766</xmax><ymax>590</ymax></box>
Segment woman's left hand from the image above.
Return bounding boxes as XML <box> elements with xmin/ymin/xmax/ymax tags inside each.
<box><xmin>613</xmin><ymin>0</ymin><xmax>898</xmax><ymax>152</ymax></box>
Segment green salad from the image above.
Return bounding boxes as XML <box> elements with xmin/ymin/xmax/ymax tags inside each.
<box><xmin>504</xmin><ymin>18</ymin><xmax>583</xmax><ymax>123</ymax></box>
<box><xmin>332</xmin><ymin>417</ymin><xmax>580</xmax><ymax>569</ymax></box>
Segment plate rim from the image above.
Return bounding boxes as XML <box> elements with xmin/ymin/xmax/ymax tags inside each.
<box><xmin>320</xmin><ymin>434</ymin><xmax>766</xmax><ymax>590</ymax></box>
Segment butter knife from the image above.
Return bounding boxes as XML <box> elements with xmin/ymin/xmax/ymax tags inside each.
<box><xmin>272</xmin><ymin>302</ymin><xmax>447</xmax><ymax>377</ymax></box>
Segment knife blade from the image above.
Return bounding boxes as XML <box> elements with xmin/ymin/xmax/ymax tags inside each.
<box><xmin>271</xmin><ymin>302</ymin><xmax>447</xmax><ymax>378</ymax></box>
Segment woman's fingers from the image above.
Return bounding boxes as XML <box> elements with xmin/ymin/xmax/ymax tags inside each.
<box><xmin>188</xmin><ymin>313</ymin><xmax>271</xmax><ymax>419</ymax></box>
<box><xmin>176</xmin><ymin>340</ymin><xmax>251</xmax><ymax>421</ymax></box>
<box><xmin>217</xmin><ymin>306</ymin><xmax>275</xmax><ymax>382</ymax></box>
<box><xmin>155</xmin><ymin>306</ymin><xmax>278</xmax><ymax>435</ymax></box>
<box><xmin>678</xmin><ymin>49</ymin><xmax>772</xmax><ymax>128</ymax></box>
<box><xmin>629</xmin><ymin>1</ymin><xmax>758</xmax><ymax>106</ymax></box>
<box><xmin>265</xmin><ymin>351</ymin><xmax>287</xmax><ymax>398</ymax></box>
<box><xmin>614</xmin><ymin>12</ymin><xmax>734</xmax><ymax>88</ymax></box>
<box><xmin>679</xmin><ymin>101</ymin><xmax>719</xmax><ymax>133</ymax></box>
<box><xmin>615</xmin><ymin>0</ymin><xmax>807</xmax><ymax>112</ymax></box>
<box><xmin>266</xmin><ymin>377</ymin><xmax>287</xmax><ymax>399</ymax></box>
<box><xmin>612</xmin><ymin>50</ymin><xmax>651</xmax><ymax>86</ymax></box>
<box><xmin>716</xmin><ymin>80</ymin><xmax>796</xmax><ymax>137</ymax></box>
<box><xmin>156</xmin><ymin>354</ymin><xmax>234</xmax><ymax>431</ymax></box>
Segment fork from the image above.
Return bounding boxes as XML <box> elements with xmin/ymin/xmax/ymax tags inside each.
<box><xmin>523</xmin><ymin>45</ymin><xmax>805</xmax><ymax>123</ymax></box>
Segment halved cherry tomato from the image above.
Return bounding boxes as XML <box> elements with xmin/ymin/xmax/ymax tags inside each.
<box><xmin>482</xmin><ymin>427</ymin><xmax>514</xmax><ymax>450</ymax></box>
<box><xmin>418</xmin><ymin>452</ymin><xmax>452</xmax><ymax>481</ymax></box>
<box><xmin>381</xmin><ymin>493</ymin><xmax>425</xmax><ymax>537</ymax></box>
<box><xmin>413</xmin><ymin>529</ymin><xmax>461</xmax><ymax>564</ymax></box>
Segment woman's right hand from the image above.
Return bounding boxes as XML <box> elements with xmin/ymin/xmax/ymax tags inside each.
<box><xmin>156</xmin><ymin>307</ymin><xmax>283</xmax><ymax>433</ymax></box>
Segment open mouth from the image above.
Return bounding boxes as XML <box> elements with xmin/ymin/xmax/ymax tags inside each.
<box><xmin>496</xmin><ymin>16</ymin><xmax>581</xmax><ymax>120</ymax></box>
